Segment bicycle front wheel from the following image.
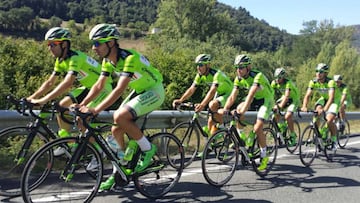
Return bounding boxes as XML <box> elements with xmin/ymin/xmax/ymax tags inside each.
<box><xmin>171</xmin><ymin>121</ymin><xmax>200</xmax><ymax>168</ymax></box>
<box><xmin>337</xmin><ymin>119</ymin><xmax>350</xmax><ymax>149</ymax></box>
<box><xmin>21</xmin><ymin>137</ymin><xmax>103</xmax><ymax>203</ymax></box>
<box><xmin>299</xmin><ymin>125</ymin><xmax>318</xmax><ymax>167</ymax></box>
<box><xmin>133</xmin><ymin>132</ymin><xmax>184</xmax><ymax>199</ymax></box>
<box><xmin>201</xmin><ymin>129</ymin><xmax>239</xmax><ymax>187</ymax></box>
<box><xmin>0</xmin><ymin>126</ymin><xmax>49</xmax><ymax>197</ymax></box>
<box><xmin>251</xmin><ymin>127</ymin><xmax>278</xmax><ymax>177</ymax></box>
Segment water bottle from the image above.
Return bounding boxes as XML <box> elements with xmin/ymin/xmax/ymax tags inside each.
<box><xmin>246</xmin><ymin>131</ymin><xmax>256</xmax><ymax>147</ymax></box>
<box><xmin>124</xmin><ymin>140</ymin><xmax>138</xmax><ymax>161</ymax></box>
<box><xmin>106</xmin><ymin>135</ymin><xmax>125</xmax><ymax>160</ymax></box>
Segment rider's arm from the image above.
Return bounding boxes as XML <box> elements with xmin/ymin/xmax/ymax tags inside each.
<box><xmin>199</xmin><ymin>84</ymin><xmax>217</xmax><ymax>108</ymax></box>
<box><xmin>93</xmin><ymin>75</ymin><xmax>130</xmax><ymax>114</ymax></box>
<box><xmin>301</xmin><ymin>88</ymin><xmax>312</xmax><ymax>111</ymax></box>
<box><xmin>279</xmin><ymin>88</ymin><xmax>290</xmax><ymax>109</ymax></box>
<box><xmin>223</xmin><ymin>87</ymin><xmax>238</xmax><ymax>111</ymax></box>
<box><xmin>80</xmin><ymin>74</ymin><xmax>108</xmax><ymax>106</ymax></box>
<box><xmin>38</xmin><ymin>72</ymin><xmax>76</xmax><ymax>103</ymax></box>
<box><xmin>28</xmin><ymin>72</ymin><xmax>58</xmax><ymax>100</ymax></box>
<box><xmin>178</xmin><ymin>84</ymin><xmax>196</xmax><ymax>103</ymax></box>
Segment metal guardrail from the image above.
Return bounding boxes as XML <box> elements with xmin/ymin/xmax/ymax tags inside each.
<box><xmin>0</xmin><ymin>110</ymin><xmax>359</xmax><ymax>131</ymax></box>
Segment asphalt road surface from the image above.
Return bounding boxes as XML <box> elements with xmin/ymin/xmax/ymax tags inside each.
<box><xmin>2</xmin><ymin>135</ymin><xmax>360</xmax><ymax>203</ymax></box>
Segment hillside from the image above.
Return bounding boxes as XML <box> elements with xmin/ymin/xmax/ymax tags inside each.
<box><xmin>0</xmin><ymin>0</ymin><xmax>293</xmax><ymax>52</ymax></box>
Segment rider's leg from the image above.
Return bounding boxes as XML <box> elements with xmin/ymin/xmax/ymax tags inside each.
<box><xmin>208</xmin><ymin>100</ymin><xmax>221</xmax><ymax>135</ymax></box>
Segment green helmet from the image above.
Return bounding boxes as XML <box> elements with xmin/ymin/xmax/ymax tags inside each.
<box><xmin>195</xmin><ymin>54</ymin><xmax>211</xmax><ymax>64</ymax></box>
<box><xmin>45</xmin><ymin>27</ymin><xmax>71</xmax><ymax>41</ymax></box>
<box><xmin>315</xmin><ymin>63</ymin><xmax>329</xmax><ymax>73</ymax></box>
<box><xmin>334</xmin><ymin>74</ymin><xmax>342</xmax><ymax>82</ymax></box>
<box><xmin>274</xmin><ymin>67</ymin><xmax>286</xmax><ymax>78</ymax></box>
<box><xmin>89</xmin><ymin>23</ymin><xmax>120</xmax><ymax>41</ymax></box>
<box><xmin>234</xmin><ymin>54</ymin><xmax>251</xmax><ymax>66</ymax></box>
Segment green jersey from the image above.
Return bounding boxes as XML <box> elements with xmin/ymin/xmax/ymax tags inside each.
<box><xmin>53</xmin><ymin>50</ymin><xmax>102</xmax><ymax>89</ymax></box>
<box><xmin>193</xmin><ymin>68</ymin><xmax>233</xmax><ymax>96</ymax></box>
<box><xmin>271</xmin><ymin>78</ymin><xmax>300</xmax><ymax>104</ymax></box>
<box><xmin>101</xmin><ymin>48</ymin><xmax>163</xmax><ymax>93</ymax></box>
<box><xmin>233</xmin><ymin>69</ymin><xmax>274</xmax><ymax>100</ymax></box>
<box><xmin>307</xmin><ymin>77</ymin><xmax>339</xmax><ymax>103</ymax></box>
<box><xmin>338</xmin><ymin>83</ymin><xmax>352</xmax><ymax>105</ymax></box>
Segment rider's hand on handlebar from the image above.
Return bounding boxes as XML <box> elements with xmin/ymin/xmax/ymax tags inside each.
<box><xmin>300</xmin><ymin>107</ymin><xmax>308</xmax><ymax>112</ymax></box>
<box><xmin>172</xmin><ymin>99</ymin><xmax>182</xmax><ymax>109</ymax></box>
<box><xmin>194</xmin><ymin>103</ymin><xmax>204</xmax><ymax>112</ymax></box>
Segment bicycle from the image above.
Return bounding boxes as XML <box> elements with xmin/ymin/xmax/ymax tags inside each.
<box><xmin>171</xmin><ymin>102</ymin><xmax>210</xmax><ymax>168</ymax></box>
<box><xmin>0</xmin><ymin>96</ymin><xmax>76</xmax><ymax>197</ymax></box>
<box><xmin>299</xmin><ymin>110</ymin><xmax>337</xmax><ymax>167</ymax></box>
<box><xmin>334</xmin><ymin>113</ymin><xmax>350</xmax><ymax>149</ymax></box>
<box><xmin>201</xmin><ymin>111</ymin><xmax>278</xmax><ymax>187</ymax></box>
<box><xmin>21</xmin><ymin>107</ymin><xmax>184</xmax><ymax>202</ymax></box>
<box><xmin>268</xmin><ymin>106</ymin><xmax>301</xmax><ymax>153</ymax></box>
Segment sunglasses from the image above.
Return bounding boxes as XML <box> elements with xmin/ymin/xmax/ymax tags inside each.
<box><xmin>196</xmin><ymin>63</ymin><xmax>206</xmax><ymax>67</ymax></box>
<box><xmin>47</xmin><ymin>41</ymin><xmax>62</xmax><ymax>48</ymax></box>
<box><xmin>315</xmin><ymin>70</ymin><xmax>326</xmax><ymax>73</ymax></box>
<box><xmin>92</xmin><ymin>39</ymin><xmax>110</xmax><ymax>47</ymax></box>
<box><xmin>234</xmin><ymin>64</ymin><xmax>248</xmax><ymax>70</ymax></box>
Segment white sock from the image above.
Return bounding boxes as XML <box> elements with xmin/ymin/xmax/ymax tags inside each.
<box><xmin>136</xmin><ymin>136</ymin><xmax>151</xmax><ymax>151</ymax></box>
<box><xmin>260</xmin><ymin>147</ymin><xmax>267</xmax><ymax>158</ymax></box>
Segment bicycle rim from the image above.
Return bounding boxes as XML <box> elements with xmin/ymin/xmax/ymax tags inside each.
<box><xmin>285</xmin><ymin>120</ymin><xmax>301</xmax><ymax>153</ymax></box>
<box><xmin>337</xmin><ymin>120</ymin><xmax>350</xmax><ymax>149</ymax></box>
<box><xmin>299</xmin><ymin>126</ymin><xmax>317</xmax><ymax>167</ymax></box>
<box><xmin>201</xmin><ymin>129</ymin><xmax>238</xmax><ymax>187</ymax></box>
<box><xmin>133</xmin><ymin>132</ymin><xmax>184</xmax><ymax>199</ymax></box>
<box><xmin>171</xmin><ymin>121</ymin><xmax>200</xmax><ymax>168</ymax></box>
<box><xmin>21</xmin><ymin>137</ymin><xmax>102</xmax><ymax>203</ymax></box>
<box><xmin>251</xmin><ymin>128</ymin><xmax>278</xmax><ymax>177</ymax></box>
<box><xmin>0</xmin><ymin>126</ymin><xmax>48</xmax><ymax>197</ymax></box>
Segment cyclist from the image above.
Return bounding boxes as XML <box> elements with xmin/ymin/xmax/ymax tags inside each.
<box><xmin>271</xmin><ymin>67</ymin><xmax>300</xmax><ymax>146</ymax></box>
<box><xmin>301</xmin><ymin>63</ymin><xmax>339</xmax><ymax>149</ymax></box>
<box><xmin>172</xmin><ymin>54</ymin><xmax>233</xmax><ymax>137</ymax></box>
<box><xmin>27</xmin><ymin>27</ymin><xmax>111</xmax><ymax>155</ymax></box>
<box><xmin>333</xmin><ymin>74</ymin><xmax>352</xmax><ymax>122</ymax></box>
<box><xmin>80</xmin><ymin>23</ymin><xmax>165</xmax><ymax>191</ymax></box>
<box><xmin>219</xmin><ymin>54</ymin><xmax>274</xmax><ymax>171</ymax></box>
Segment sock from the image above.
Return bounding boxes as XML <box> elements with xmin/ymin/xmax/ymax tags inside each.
<box><xmin>136</xmin><ymin>136</ymin><xmax>151</xmax><ymax>151</ymax></box>
<box><xmin>260</xmin><ymin>147</ymin><xmax>267</xmax><ymax>158</ymax></box>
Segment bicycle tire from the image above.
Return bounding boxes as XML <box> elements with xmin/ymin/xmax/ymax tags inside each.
<box><xmin>251</xmin><ymin>127</ymin><xmax>278</xmax><ymax>177</ymax></box>
<box><xmin>0</xmin><ymin>126</ymin><xmax>49</xmax><ymax>197</ymax></box>
<box><xmin>171</xmin><ymin>121</ymin><xmax>200</xmax><ymax>168</ymax></box>
<box><xmin>299</xmin><ymin>125</ymin><xmax>318</xmax><ymax>167</ymax></box>
<box><xmin>337</xmin><ymin>119</ymin><xmax>350</xmax><ymax>149</ymax></box>
<box><xmin>285</xmin><ymin>120</ymin><xmax>301</xmax><ymax>154</ymax></box>
<box><xmin>21</xmin><ymin>137</ymin><xmax>103</xmax><ymax>203</ymax></box>
<box><xmin>133</xmin><ymin>132</ymin><xmax>184</xmax><ymax>199</ymax></box>
<box><xmin>201</xmin><ymin>129</ymin><xmax>238</xmax><ymax>187</ymax></box>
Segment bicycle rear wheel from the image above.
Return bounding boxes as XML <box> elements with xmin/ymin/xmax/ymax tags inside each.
<box><xmin>337</xmin><ymin>119</ymin><xmax>350</xmax><ymax>149</ymax></box>
<box><xmin>201</xmin><ymin>129</ymin><xmax>238</xmax><ymax>187</ymax></box>
<box><xmin>133</xmin><ymin>132</ymin><xmax>184</xmax><ymax>199</ymax></box>
<box><xmin>171</xmin><ymin>121</ymin><xmax>200</xmax><ymax>168</ymax></box>
<box><xmin>21</xmin><ymin>137</ymin><xmax>103</xmax><ymax>203</ymax></box>
<box><xmin>251</xmin><ymin>127</ymin><xmax>277</xmax><ymax>177</ymax></box>
<box><xmin>0</xmin><ymin>126</ymin><xmax>48</xmax><ymax>197</ymax></box>
<box><xmin>285</xmin><ymin>120</ymin><xmax>301</xmax><ymax>153</ymax></box>
<box><xmin>299</xmin><ymin>125</ymin><xmax>318</xmax><ymax>167</ymax></box>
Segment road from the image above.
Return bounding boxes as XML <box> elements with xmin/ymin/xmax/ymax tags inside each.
<box><xmin>2</xmin><ymin>135</ymin><xmax>360</xmax><ymax>203</ymax></box>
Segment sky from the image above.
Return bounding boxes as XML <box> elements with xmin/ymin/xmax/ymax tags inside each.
<box><xmin>218</xmin><ymin>0</ymin><xmax>360</xmax><ymax>34</ymax></box>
